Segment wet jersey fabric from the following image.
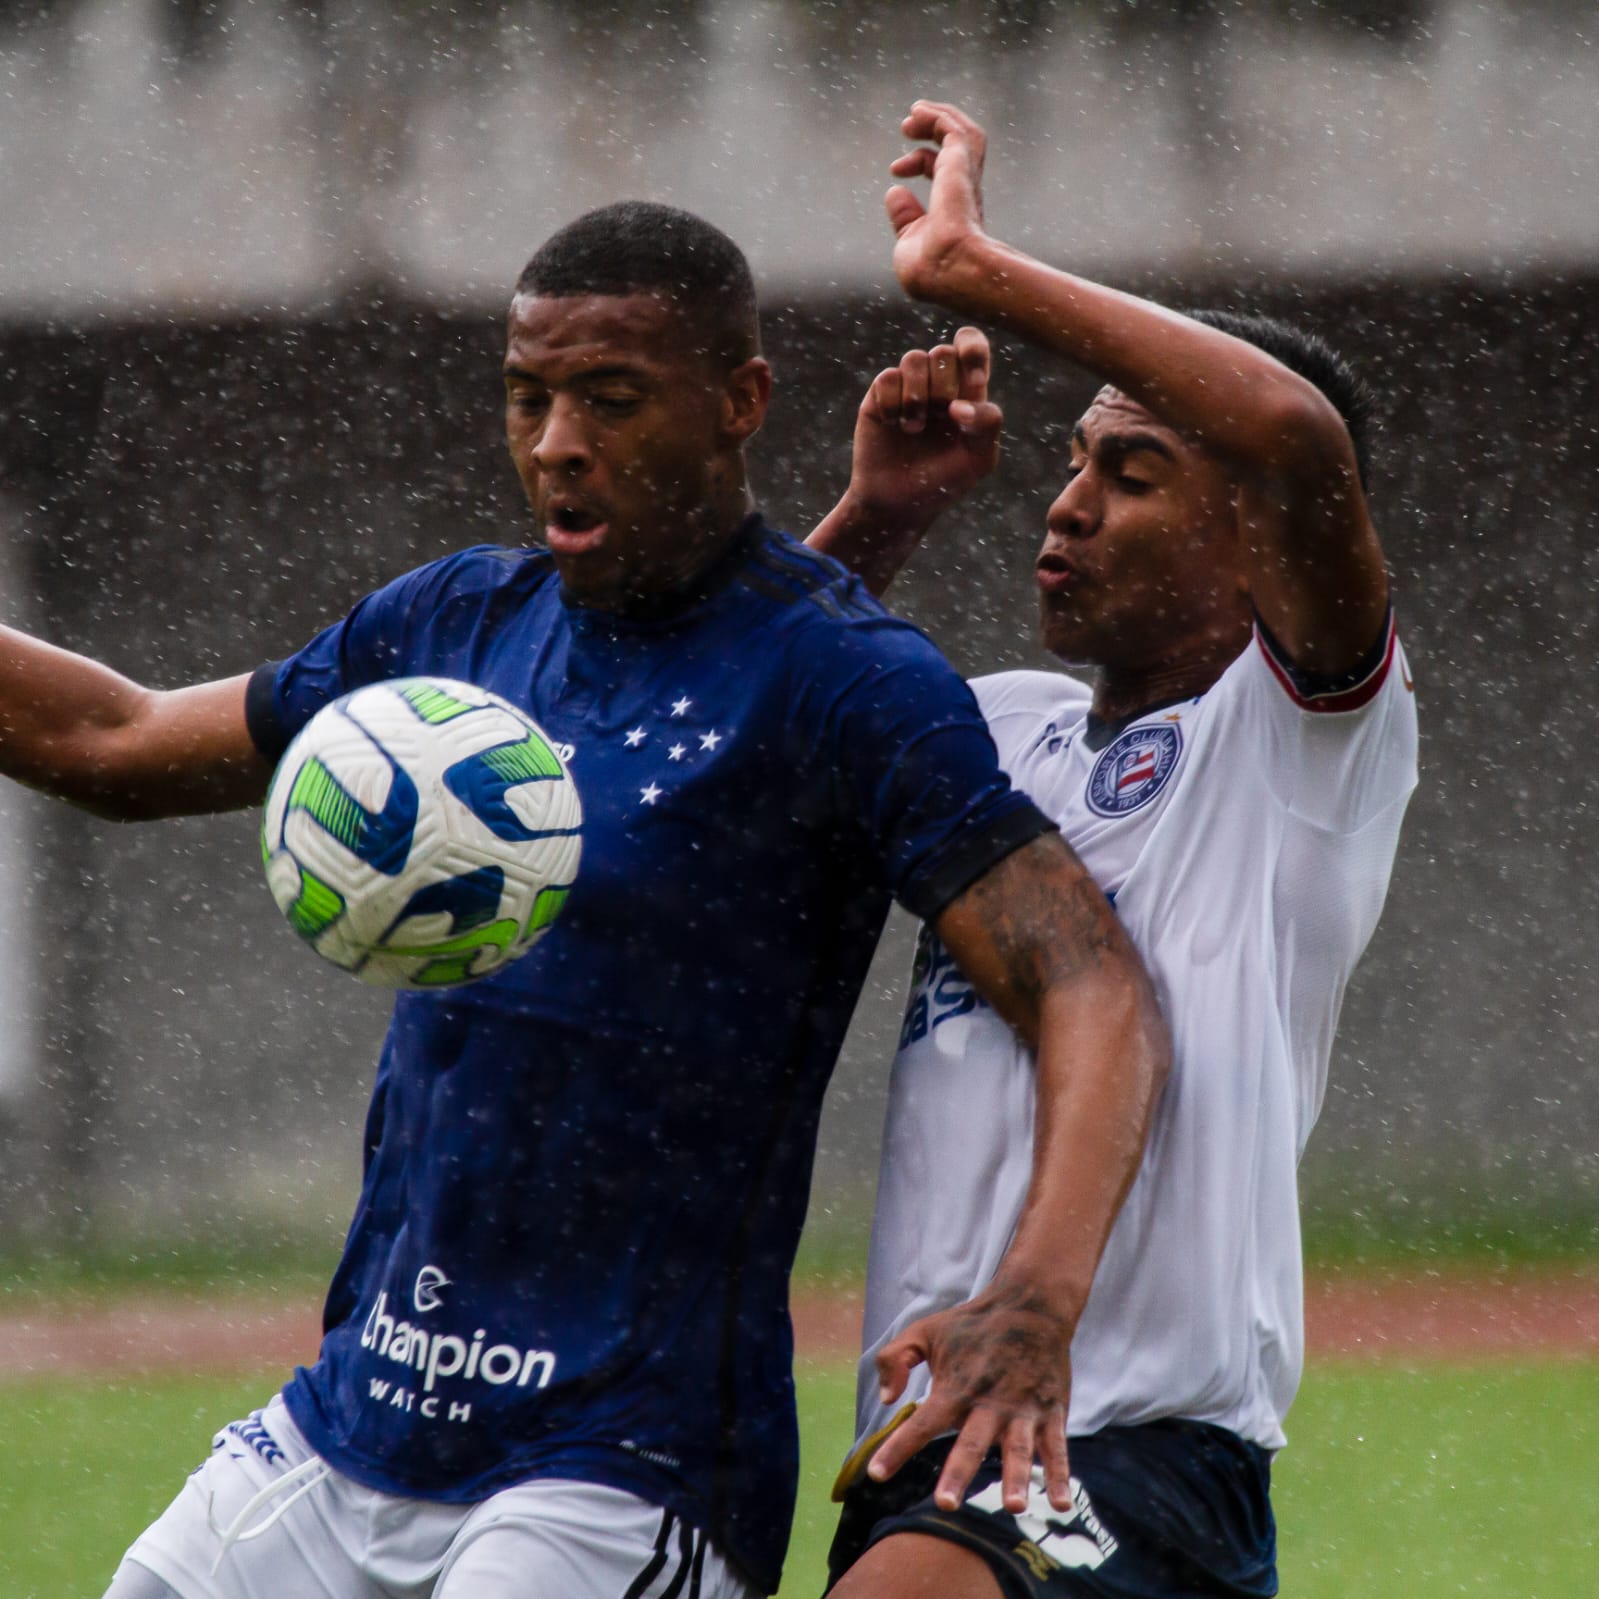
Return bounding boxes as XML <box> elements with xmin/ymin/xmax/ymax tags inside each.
<box><xmin>245</xmin><ymin>516</ymin><xmax>1051</xmax><ymax>1593</ymax></box>
<box><xmin>855</xmin><ymin>615</ymin><xmax>1418</xmax><ymax>1460</ymax></box>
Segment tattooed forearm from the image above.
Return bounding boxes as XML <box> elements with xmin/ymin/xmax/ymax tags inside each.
<box><xmin>940</xmin><ymin>833</ymin><xmax>1132</xmax><ymax>1042</ymax></box>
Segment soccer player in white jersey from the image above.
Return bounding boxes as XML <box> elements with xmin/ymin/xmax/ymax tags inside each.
<box><xmin>809</xmin><ymin>101</ymin><xmax>1419</xmax><ymax>1599</ymax></box>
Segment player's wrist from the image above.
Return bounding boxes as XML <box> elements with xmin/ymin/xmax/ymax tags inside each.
<box><xmin>836</xmin><ymin>484</ymin><xmax>939</xmax><ymax>544</ymax></box>
<box><xmin>905</xmin><ymin>230</ymin><xmax>1009</xmax><ymax>317</ymax></box>
<box><xmin>986</xmin><ymin>1251</ymin><xmax>1093</xmax><ymax>1332</ymax></box>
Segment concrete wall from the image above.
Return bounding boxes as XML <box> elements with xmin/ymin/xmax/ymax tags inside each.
<box><xmin>1</xmin><ymin>272</ymin><xmax>1595</xmax><ymax>1248</ymax></box>
<box><xmin>0</xmin><ymin>0</ymin><xmax>1595</xmax><ymax>313</ymax></box>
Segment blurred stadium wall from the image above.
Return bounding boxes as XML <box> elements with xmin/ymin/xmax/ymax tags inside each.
<box><xmin>1</xmin><ymin>0</ymin><xmax>1595</xmax><ymax>1256</ymax></box>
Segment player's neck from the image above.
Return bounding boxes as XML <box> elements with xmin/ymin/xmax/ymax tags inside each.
<box><xmin>1090</xmin><ymin>638</ymin><xmax>1240</xmax><ymax>726</ymax></box>
<box><xmin>675</xmin><ymin>483</ymin><xmax>757</xmax><ymax>587</ymax></box>
<box><xmin>606</xmin><ymin>500</ymin><xmax>760</xmax><ymax>622</ymax></box>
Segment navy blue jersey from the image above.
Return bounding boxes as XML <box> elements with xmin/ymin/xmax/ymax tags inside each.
<box><xmin>246</xmin><ymin>517</ymin><xmax>1052</xmax><ymax>1593</ymax></box>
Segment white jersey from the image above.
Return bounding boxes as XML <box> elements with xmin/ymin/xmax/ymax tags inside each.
<box><xmin>855</xmin><ymin>619</ymin><xmax>1418</xmax><ymax>1455</ymax></box>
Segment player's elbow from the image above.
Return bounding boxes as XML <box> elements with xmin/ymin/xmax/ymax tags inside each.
<box><xmin>1251</xmin><ymin>386</ymin><xmax>1362</xmax><ymax>499</ymax></box>
<box><xmin>23</xmin><ymin>711</ymin><xmax>176</xmax><ymax>822</ymax></box>
<box><xmin>74</xmin><ymin>785</ymin><xmax>177</xmax><ymax>824</ymax></box>
<box><xmin>39</xmin><ymin>760</ymin><xmax>164</xmax><ymax>822</ymax></box>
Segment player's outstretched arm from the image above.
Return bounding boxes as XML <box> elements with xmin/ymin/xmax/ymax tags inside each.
<box><xmin>885</xmin><ymin>99</ymin><xmax>1389</xmax><ymax>675</ymax></box>
<box><xmin>0</xmin><ymin>625</ymin><xmax>271</xmax><ymax>820</ymax></box>
<box><xmin>807</xmin><ymin>327</ymin><xmax>1002</xmax><ymax>596</ymax></box>
<box><xmin>866</xmin><ymin>831</ymin><xmax>1169</xmax><ymax>1515</ymax></box>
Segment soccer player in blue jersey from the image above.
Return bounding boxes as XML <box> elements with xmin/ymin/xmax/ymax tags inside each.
<box><xmin>0</xmin><ymin>201</ymin><xmax>1168</xmax><ymax>1599</ymax></box>
<box><xmin>810</xmin><ymin>103</ymin><xmax>1417</xmax><ymax>1599</ymax></box>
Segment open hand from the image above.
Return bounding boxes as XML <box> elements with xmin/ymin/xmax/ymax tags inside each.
<box><xmin>867</xmin><ymin>1275</ymin><xmax>1073</xmax><ymax>1515</ymax></box>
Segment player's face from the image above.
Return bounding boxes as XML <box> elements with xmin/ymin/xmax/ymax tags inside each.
<box><xmin>503</xmin><ymin>291</ymin><xmax>766</xmax><ymax>610</ymax></box>
<box><xmin>1035</xmin><ymin>389</ymin><xmax>1250</xmax><ymax>669</ymax></box>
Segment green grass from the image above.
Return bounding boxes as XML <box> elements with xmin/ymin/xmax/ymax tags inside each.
<box><xmin>1275</xmin><ymin>1361</ymin><xmax>1599</xmax><ymax>1596</ymax></box>
<box><xmin>5</xmin><ymin>1360</ymin><xmax>1596</xmax><ymax>1597</ymax></box>
<box><xmin>0</xmin><ymin>1372</ymin><xmax>270</xmax><ymax>1598</ymax></box>
<box><xmin>0</xmin><ymin>1227</ymin><xmax>342</xmax><ymax>1308</ymax></box>
<box><xmin>1299</xmin><ymin>1188</ymin><xmax>1599</xmax><ymax>1270</ymax></box>
<box><xmin>787</xmin><ymin>1359</ymin><xmax>861</xmax><ymax>1596</ymax></box>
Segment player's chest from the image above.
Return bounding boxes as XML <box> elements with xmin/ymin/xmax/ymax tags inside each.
<box><xmin>553</xmin><ymin>681</ymin><xmax>761</xmax><ymax>840</ymax></box>
<box><xmin>525</xmin><ymin>649</ymin><xmax>796</xmax><ymax>890</ymax></box>
<box><xmin>442</xmin><ymin>618</ymin><xmax>766</xmax><ymax>826</ymax></box>
<box><xmin>1007</xmin><ymin>709</ymin><xmax>1195</xmax><ymax>898</ymax></box>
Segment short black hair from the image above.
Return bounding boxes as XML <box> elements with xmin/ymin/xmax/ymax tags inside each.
<box><xmin>516</xmin><ymin>201</ymin><xmax>761</xmax><ymax>368</ymax></box>
<box><xmin>1183</xmin><ymin>307</ymin><xmax>1374</xmax><ymax>488</ymax></box>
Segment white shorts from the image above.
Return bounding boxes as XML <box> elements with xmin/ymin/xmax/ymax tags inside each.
<box><xmin>114</xmin><ymin>1394</ymin><xmax>757</xmax><ymax>1599</ymax></box>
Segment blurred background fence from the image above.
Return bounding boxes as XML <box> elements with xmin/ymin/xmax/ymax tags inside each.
<box><xmin>1</xmin><ymin>0</ymin><xmax>1596</xmax><ymax>1270</ymax></box>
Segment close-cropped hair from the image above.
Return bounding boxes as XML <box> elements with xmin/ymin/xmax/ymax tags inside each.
<box><xmin>1184</xmin><ymin>307</ymin><xmax>1374</xmax><ymax>489</ymax></box>
<box><xmin>517</xmin><ymin>201</ymin><xmax>761</xmax><ymax>368</ymax></box>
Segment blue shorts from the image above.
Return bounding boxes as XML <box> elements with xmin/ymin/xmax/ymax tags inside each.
<box><xmin>827</xmin><ymin>1419</ymin><xmax>1277</xmax><ymax>1598</ymax></box>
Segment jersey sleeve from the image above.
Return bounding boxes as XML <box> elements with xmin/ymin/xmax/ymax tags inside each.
<box><xmin>792</xmin><ymin>620</ymin><xmax>1057</xmax><ymax>923</ymax></box>
<box><xmin>1219</xmin><ymin>609</ymin><xmax>1418</xmax><ymax>834</ymax></box>
<box><xmin>969</xmin><ymin>668</ymin><xmax>1093</xmax><ymax>724</ymax></box>
<box><xmin>968</xmin><ymin>669</ymin><xmax>1093</xmax><ymax>777</ymax></box>
<box><xmin>244</xmin><ymin>549</ymin><xmax>509</xmax><ymax>763</ymax></box>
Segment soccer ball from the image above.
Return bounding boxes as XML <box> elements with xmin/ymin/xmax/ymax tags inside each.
<box><xmin>261</xmin><ymin>677</ymin><xmax>582</xmax><ymax>989</ymax></box>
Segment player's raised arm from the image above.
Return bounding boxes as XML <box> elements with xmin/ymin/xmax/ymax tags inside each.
<box><xmin>884</xmin><ymin>99</ymin><xmax>1389</xmax><ymax>676</ymax></box>
<box><xmin>0</xmin><ymin>625</ymin><xmax>270</xmax><ymax>819</ymax></box>
<box><xmin>866</xmin><ymin>831</ymin><xmax>1169</xmax><ymax>1515</ymax></box>
<box><xmin>808</xmin><ymin>326</ymin><xmax>1002</xmax><ymax>596</ymax></box>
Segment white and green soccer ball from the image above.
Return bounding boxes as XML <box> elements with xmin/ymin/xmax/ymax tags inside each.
<box><xmin>261</xmin><ymin>677</ymin><xmax>582</xmax><ymax>989</ymax></box>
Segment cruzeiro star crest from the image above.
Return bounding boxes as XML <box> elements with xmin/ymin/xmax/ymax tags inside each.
<box><xmin>967</xmin><ymin>1471</ymin><xmax>1119</xmax><ymax>1574</ymax></box>
<box><xmin>618</xmin><ymin>693</ymin><xmax>731</xmax><ymax>806</ymax></box>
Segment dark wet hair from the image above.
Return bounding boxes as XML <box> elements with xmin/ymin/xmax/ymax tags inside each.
<box><xmin>1184</xmin><ymin>307</ymin><xmax>1374</xmax><ymax>488</ymax></box>
<box><xmin>517</xmin><ymin>201</ymin><xmax>761</xmax><ymax>369</ymax></box>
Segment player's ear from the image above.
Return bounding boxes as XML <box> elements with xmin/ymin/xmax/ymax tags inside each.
<box><xmin>720</xmin><ymin>357</ymin><xmax>772</xmax><ymax>444</ymax></box>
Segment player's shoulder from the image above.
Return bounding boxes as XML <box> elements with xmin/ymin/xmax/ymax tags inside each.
<box><xmin>1215</xmin><ymin>610</ymin><xmax>1415</xmax><ymax>741</ymax></box>
<box><xmin>1194</xmin><ymin>614</ymin><xmax>1417</xmax><ymax>824</ymax></box>
<box><xmin>738</xmin><ymin>522</ymin><xmax>899</xmax><ymax>630</ymax></box>
<box><xmin>394</xmin><ymin>542</ymin><xmax>556</xmax><ymax>604</ymax></box>
<box><xmin>734</xmin><ymin>526</ymin><xmax>997</xmax><ymax>752</ymax></box>
<box><xmin>738</xmin><ymin>522</ymin><xmax>953</xmax><ymax>669</ymax></box>
<box><xmin>355</xmin><ymin>543</ymin><xmax>558</xmax><ymax>638</ymax></box>
<box><xmin>968</xmin><ymin>667</ymin><xmax>1093</xmax><ymax>727</ymax></box>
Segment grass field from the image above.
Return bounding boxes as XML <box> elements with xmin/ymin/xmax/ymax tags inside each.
<box><xmin>3</xmin><ymin>1356</ymin><xmax>1595</xmax><ymax>1597</ymax></box>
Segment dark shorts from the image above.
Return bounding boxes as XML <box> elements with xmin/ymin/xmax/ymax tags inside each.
<box><xmin>826</xmin><ymin>1419</ymin><xmax>1277</xmax><ymax>1599</ymax></box>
